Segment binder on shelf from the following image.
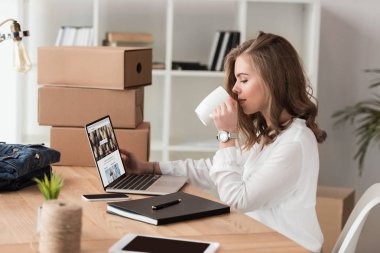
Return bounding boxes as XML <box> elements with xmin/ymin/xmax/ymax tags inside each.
<box><xmin>55</xmin><ymin>27</ymin><xmax>64</xmax><ymax>46</ymax></box>
<box><xmin>209</xmin><ymin>31</ymin><xmax>225</xmax><ymax>71</ymax></box>
<box><xmin>172</xmin><ymin>61</ymin><xmax>207</xmax><ymax>71</ymax></box>
<box><xmin>55</xmin><ymin>26</ymin><xmax>93</xmax><ymax>46</ymax></box>
<box><xmin>74</xmin><ymin>27</ymin><xmax>92</xmax><ymax>46</ymax></box>
<box><xmin>64</xmin><ymin>27</ymin><xmax>76</xmax><ymax>45</ymax></box>
<box><xmin>231</xmin><ymin>31</ymin><xmax>241</xmax><ymax>50</ymax></box>
<box><xmin>107</xmin><ymin>191</ymin><xmax>230</xmax><ymax>225</ymax></box>
<box><xmin>215</xmin><ymin>31</ymin><xmax>231</xmax><ymax>71</ymax></box>
<box><xmin>208</xmin><ymin>31</ymin><xmax>221</xmax><ymax>70</ymax></box>
<box><xmin>208</xmin><ymin>31</ymin><xmax>241</xmax><ymax>71</ymax></box>
<box><xmin>220</xmin><ymin>31</ymin><xmax>241</xmax><ymax>71</ymax></box>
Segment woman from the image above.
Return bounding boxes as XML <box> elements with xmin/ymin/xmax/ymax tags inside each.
<box><xmin>121</xmin><ymin>31</ymin><xmax>326</xmax><ymax>252</ymax></box>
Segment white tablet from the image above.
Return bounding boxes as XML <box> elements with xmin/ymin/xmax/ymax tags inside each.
<box><xmin>108</xmin><ymin>233</ymin><xmax>219</xmax><ymax>253</ymax></box>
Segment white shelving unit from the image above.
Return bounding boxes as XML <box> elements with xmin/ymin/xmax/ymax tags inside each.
<box><xmin>23</xmin><ymin>0</ymin><xmax>321</xmax><ymax>161</ymax></box>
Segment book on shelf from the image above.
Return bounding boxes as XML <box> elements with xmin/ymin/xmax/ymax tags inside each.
<box><xmin>208</xmin><ymin>30</ymin><xmax>240</xmax><ymax>71</ymax></box>
<box><xmin>153</xmin><ymin>62</ymin><xmax>165</xmax><ymax>70</ymax></box>
<box><xmin>106</xmin><ymin>32</ymin><xmax>153</xmax><ymax>43</ymax></box>
<box><xmin>107</xmin><ymin>191</ymin><xmax>230</xmax><ymax>226</ymax></box>
<box><xmin>215</xmin><ymin>31</ymin><xmax>230</xmax><ymax>71</ymax></box>
<box><xmin>172</xmin><ymin>61</ymin><xmax>208</xmax><ymax>71</ymax></box>
<box><xmin>103</xmin><ymin>32</ymin><xmax>153</xmax><ymax>47</ymax></box>
<box><xmin>55</xmin><ymin>26</ymin><xmax>93</xmax><ymax>46</ymax></box>
<box><xmin>208</xmin><ymin>31</ymin><xmax>225</xmax><ymax>71</ymax></box>
<box><xmin>221</xmin><ymin>31</ymin><xmax>240</xmax><ymax>70</ymax></box>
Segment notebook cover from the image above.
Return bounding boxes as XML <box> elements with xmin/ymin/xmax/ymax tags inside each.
<box><xmin>107</xmin><ymin>191</ymin><xmax>230</xmax><ymax>225</ymax></box>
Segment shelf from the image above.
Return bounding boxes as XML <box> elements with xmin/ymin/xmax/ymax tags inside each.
<box><xmin>170</xmin><ymin>70</ymin><xmax>225</xmax><ymax>78</ymax></box>
<box><xmin>23</xmin><ymin>0</ymin><xmax>320</xmax><ymax>162</ymax></box>
<box><xmin>152</xmin><ymin>69</ymin><xmax>166</xmax><ymax>76</ymax></box>
<box><xmin>153</xmin><ymin>70</ymin><xmax>225</xmax><ymax>78</ymax></box>
<box><xmin>151</xmin><ymin>140</ymin><xmax>163</xmax><ymax>151</ymax></box>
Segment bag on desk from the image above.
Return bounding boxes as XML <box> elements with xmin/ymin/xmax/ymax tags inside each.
<box><xmin>0</xmin><ymin>143</ymin><xmax>60</xmax><ymax>191</ymax></box>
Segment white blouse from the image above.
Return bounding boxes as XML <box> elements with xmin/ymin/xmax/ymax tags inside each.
<box><xmin>159</xmin><ymin>118</ymin><xmax>323</xmax><ymax>252</ymax></box>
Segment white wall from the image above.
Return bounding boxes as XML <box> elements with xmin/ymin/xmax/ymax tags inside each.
<box><xmin>0</xmin><ymin>0</ymin><xmax>24</xmax><ymax>143</ymax></box>
<box><xmin>1</xmin><ymin>0</ymin><xmax>380</xmax><ymax>251</ymax></box>
<box><xmin>318</xmin><ymin>0</ymin><xmax>380</xmax><ymax>252</ymax></box>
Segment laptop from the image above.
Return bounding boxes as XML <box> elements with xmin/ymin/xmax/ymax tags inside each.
<box><xmin>85</xmin><ymin>115</ymin><xmax>187</xmax><ymax>195</ymax></box>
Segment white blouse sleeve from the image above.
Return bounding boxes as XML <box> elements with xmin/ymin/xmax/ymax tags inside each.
<box><xmin>210</xmin><ymin>142</ymin><xmax>303</xmax><ymax>212</ymax></box>
<box><xmin>159</xmin><ymin>149</ymin><xmax>249</xmax><ymax>190</ymax></box>
<box><xmin>159</xmin><ymin>158</ymin><xmax>215</xmax><ymax>189</ymax></box>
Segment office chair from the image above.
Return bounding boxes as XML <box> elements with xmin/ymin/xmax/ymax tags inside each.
<box><xmin>332</xmin><ymin>183</ymin><xmax>380</xmax><ymax>253</ymax></box>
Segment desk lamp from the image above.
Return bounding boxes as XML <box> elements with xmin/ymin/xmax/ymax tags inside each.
<box><xmin>0</xmin><ymin>18</ymin><xmax>31</xmax><ymax>73</ymax></box>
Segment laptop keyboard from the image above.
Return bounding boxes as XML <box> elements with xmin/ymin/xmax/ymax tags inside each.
<box><xmin>113</xmin><ymin>174</ymin><xmax>161</xmax><ymax>190</ymax></box>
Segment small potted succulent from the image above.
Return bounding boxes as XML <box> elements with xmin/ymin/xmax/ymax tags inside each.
<box><xmin>34</xmin><ymin>172</ymin><xmax>64</xmax><ymax>231</ymax></box>
<box><xmin>34</xmin><ymin>172</ymin><xmax>64</xmax><ymax>201</ymax></box>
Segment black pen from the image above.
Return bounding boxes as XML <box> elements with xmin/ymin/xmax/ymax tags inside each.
<box><xmin>152</xmin><ymin>198</ymin><xmax>182</xmax><ymax>210</ymax></box>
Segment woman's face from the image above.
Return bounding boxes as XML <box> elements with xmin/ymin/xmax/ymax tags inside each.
<box><xmin>232</xmin><ymin>54</ymin><xmax>270</xmax><ymax>116</ymax></box>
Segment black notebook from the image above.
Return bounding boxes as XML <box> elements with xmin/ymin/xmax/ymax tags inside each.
<box><xmin>107</xmin><ymin>191</ymin><xmax>230</xmax><ymax>225</ymax></box>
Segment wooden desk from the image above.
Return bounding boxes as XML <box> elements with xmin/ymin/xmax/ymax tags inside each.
<box><xmin>0</xmin><ymin>166</ymin><xmax>309</xmax><ymax>253</ymax></box>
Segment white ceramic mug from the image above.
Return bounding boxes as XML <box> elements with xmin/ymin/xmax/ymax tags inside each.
<box><xmin>195</xmin><ymin>86</ymin><xmax>229</xmax><ymax>126</ymax></box>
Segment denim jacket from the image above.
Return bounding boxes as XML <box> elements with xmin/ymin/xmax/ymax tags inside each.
<box><xmin>0</xmin><ymin>143</ymin><xmax>60</xmax><ymax>181</ymax></box>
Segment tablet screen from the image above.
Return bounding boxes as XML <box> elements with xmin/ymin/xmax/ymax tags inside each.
<box><xmin>122</xmin><ymin>235</ymin><xmax>211</xmax><ymax>253</ymax></box>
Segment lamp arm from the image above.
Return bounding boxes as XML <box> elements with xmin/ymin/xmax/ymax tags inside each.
<box><xmin>0</xmin><ymin>19</ymin><xmax>16</xmax><ymax>43</ymax></box>
<box><xmin>0</xmin><ymin>18</ymin><xmax>32</xmax><ymax>73</ymax></box>
<box><xmin>0</xmin><ymin>18</ymin><xmax>16</xmax><ymax>28</ymax></box>
<box><xmin>0</xmin><ymin>19</ymin><xmax>29</xmax><ymax>44</ymax></box>
<box><xmin>0</xmin><ymin>33</ymin><xmax>6</xmax><ymax>44</ymax></box>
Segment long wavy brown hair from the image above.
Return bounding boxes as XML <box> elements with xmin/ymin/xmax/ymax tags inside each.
<box><xmin>224</xmin><ymin>31</ymin><xmax>327</xmax><ymax>149</ymax></box>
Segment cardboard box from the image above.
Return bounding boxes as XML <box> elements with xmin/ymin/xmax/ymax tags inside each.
<box><xmin>38</xmin><ymin>86</ymin><xmax>144</xmax><ymax>128</ymax></box>
<box><xmin>316</xmin><ymin>185</ymin><xmax>355</xmax><ymax>253</ymax></box>
<box><xmin>38</xmin><ymin>46</ymin><xmax>152</xmax><ymax>90</ymax></box>
<box><xmin>50</xmin><ymin>122</ymin><xmax>150</xmax><ymax>167</ymax></box>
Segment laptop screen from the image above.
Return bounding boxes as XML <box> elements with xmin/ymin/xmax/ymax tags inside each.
<box><xmin>86</xmin><ymin>116</ymin><xmax>126</xmax><ymax>188</ymax></box>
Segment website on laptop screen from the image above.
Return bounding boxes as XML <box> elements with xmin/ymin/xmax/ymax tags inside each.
<box><xmin>86</xmin><ymin>117</ymin><xmax>125</xmax><ymax>188</ymax></box>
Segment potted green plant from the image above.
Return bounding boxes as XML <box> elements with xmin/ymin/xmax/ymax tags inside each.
<box><xmin>34</xmin><ymin>172</ymin><xmax>64</xmax><ymax>232</ymax></box>
<box><xmin>33</xmin><ymin>172</ymin><xmax>82</xmax><ymax>253</ymax></box>
<box><xmin>332</xmin><ymin>69</ymin><xmax>380</xmax><ymax>176</ymax></box>
<box><xmin>34</xmin><ymin>172</ymin><xmax>64</xmax><ymax>200</ymax></box>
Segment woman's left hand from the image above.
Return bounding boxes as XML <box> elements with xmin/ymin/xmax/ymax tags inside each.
<box><xmin>213</xmin><ymin>96</ymin><xmax>238</xmax><ymax>131</ymax></box>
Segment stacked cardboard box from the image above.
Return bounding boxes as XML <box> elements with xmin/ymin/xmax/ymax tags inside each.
<box><xmin>38</xmin><ymin>46</ymin><xmax>152</xmax><ymax>166</ymax></box>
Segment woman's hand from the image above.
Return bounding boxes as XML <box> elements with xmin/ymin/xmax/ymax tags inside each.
<box><xmin>120</xmin><ymin>149</ymin><xmax>161</xmax><ymax>175</ymax></box>
<box><xmin>120</xmin><ymin>149</ymin><xmax>140</xmax><ymax>172</ymax></box>
<box><xmin>213</xmin><ymin>96</ymin><xmax>238</xmax><ymax>132</ymax></box>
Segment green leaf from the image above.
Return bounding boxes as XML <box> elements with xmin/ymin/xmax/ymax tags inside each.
<box><xmin>33</xmin><ymin>172</ymin><xmax>64</xmax><ymax>200</ymax></box>
<box><xmin>369</xmin><ymin>81</ymin><xmax>380</xmax><ymax>89</ymax></box>
<box><xmin>332</xmin><ymin>77</ymin><xmax>380</xmax><ymax>176</ymax></box>
<box><xmin>364</xmin><ymin>68</ymin><xmax>380</xmax><ymax>74</ymax></box>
